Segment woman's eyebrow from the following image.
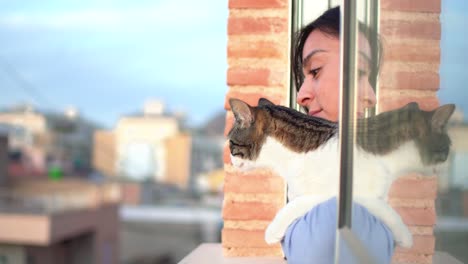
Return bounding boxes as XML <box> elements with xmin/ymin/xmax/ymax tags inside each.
<box><xmin>302</xmin><ymin>49</ymin><xmax>327</xmax><ymax>68</ymax></box>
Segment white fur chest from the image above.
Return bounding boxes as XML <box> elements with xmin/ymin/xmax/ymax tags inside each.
<box><xmin>256</xmin><ymin>136</ymin><xmax>341</xmax><ymax>199</ymax></box>
<box><xmin>255</xmin><ymin>136</ymin><xmax>429</xmax><ymax>201</ymax></box>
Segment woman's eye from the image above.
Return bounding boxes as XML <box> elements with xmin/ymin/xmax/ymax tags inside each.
<box><xmin>358</xmin><ymin>69</ymin><xmax>368</xmax><ymax>78</ymax></box>
<box><xmin>309</xmin><ymin>67</ymin><xmax>321</xmax><ymax>78</ymax></box>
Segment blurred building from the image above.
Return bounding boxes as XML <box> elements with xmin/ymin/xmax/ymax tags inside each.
<box><xmin>0</xmin><ymin>106</ymin><xmax>121</xmax><ymax>264</ymax></box>
<box><xmin>0</xmin><ymin>105</ymin><xmax>48</xmax><ymax>178</ymax></box>
<box><xmin>93</xmin><ymin>100</ymin><xmax>191</xmax><ymax>189</ymax></box>
<box><xmin>190</xmin><ymin>111</ymin><xmax>225</xmax><ymax>193</ymax></box>
<box><xmin>0</xmin><ymin>104</ymin><xmax>97</xmax><ymax>179</ymax></box>
<box><xmin>437</xmin><ymin>111</ymin><xmax>468</xmax><ymax>217</ymax></box>
<box><xmin>93</xmin><ymin>131</ymin><xmax>116</xmax><ymax>179</ymax></box>
<box><xmin>191</xmin><ymin>137</ymin><xmax>224</xmax><ymax>192</ymax></box>
<box><xmin>0</xmin><ymin>135</ymin><xmax>7</xmax><ymax>185</ymax></box>
<box><xmin>0</xmin><ymin>104</ymin><xmax>47</xmax><ymax>135</ymax></box>
<box><xmin>197</xmin><ymin>169</ymin><xmax>224</xmax><ymax>194</ymax></box>
<box><xmin>0</xmin><ymin>179</ymin><xmax>120</xmax><ymax>264</ymax></box>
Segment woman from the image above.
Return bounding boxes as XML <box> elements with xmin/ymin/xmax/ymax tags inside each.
<box><xmin>281</xmin><ymin>6</ymin><xmax>394</xmax><ymax>264</ymax></box>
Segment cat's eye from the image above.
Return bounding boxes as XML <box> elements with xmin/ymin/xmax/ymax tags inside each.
<box><xmin>229</xmin><ymin>139</ymin><xmax>241</xmax><ymax>147</ymax></box>
<box><xmin>230</xmin><ymin>139</ymin><xmax>250</xmax><ymax>148</ymax></box>
<box><xmin>436</xmin><ymin>145</ymin><xmax>449</xmax><ymax>153</ymax></box>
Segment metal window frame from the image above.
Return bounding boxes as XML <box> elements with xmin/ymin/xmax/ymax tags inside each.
<box><xmin>288</xmin><ymin>0</ymin><xmax>303</xmax><ymax>111</ymax></box>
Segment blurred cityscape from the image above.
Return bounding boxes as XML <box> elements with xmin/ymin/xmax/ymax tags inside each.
<box><xmin>435</xmin><ymin>110</ymin><xmax>468</xmax><ymax>262</ymax></box>
<box><xmin>0</xmin><ymin>99</ymin><xmax>225</xmax><ymax>264</ymax></box>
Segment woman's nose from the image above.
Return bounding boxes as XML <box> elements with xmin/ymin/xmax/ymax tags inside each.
<box><xmin>360</xmin><ymin>79</ymin><xmax>377</xmax><ymax>108</ymax></box>
<box><xmin>296</xmin><ymin>80</ymin><xmax>314</xmax><ymax>107</ymax></box>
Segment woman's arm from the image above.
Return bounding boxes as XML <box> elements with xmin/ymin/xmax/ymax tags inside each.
<box><xmin>281</xmin><ymin>197</ymin><xmax>394</xmax><ymax>264</ymax></box>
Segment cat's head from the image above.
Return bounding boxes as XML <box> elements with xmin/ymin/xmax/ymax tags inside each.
<box><xmin>414</xmin><ymin>103</ymin><xmax>455</xmax><ymax>166</ymax></box>
<box><xmin>227</xmin><ymin>98</ymin><xmax>275</xmax><ymax>171</ymax></box>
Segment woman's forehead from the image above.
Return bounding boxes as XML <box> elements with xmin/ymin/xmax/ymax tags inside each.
<box><xmin>302</xmin><ymin>30</ymin><xmax>371</xmax><ymax>61</ymax></box>
<box><xmin>302</xmin><ymin>30</ymin><xmax>339</xmax><ymax>58</ymax></box>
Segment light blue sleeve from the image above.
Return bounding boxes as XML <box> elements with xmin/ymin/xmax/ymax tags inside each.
<box><xmin>281</xmin><ymin>197</ymin><xmax>394</xmax><ymax>264</ymax></box>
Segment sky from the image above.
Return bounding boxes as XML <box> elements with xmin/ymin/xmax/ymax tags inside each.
<box><xmin>0</xmin><ymin>0</ymin><xmax>467</xmax><ymax>130</ymax></box>
<box><xmin>0</xmin><ymin>0</ymin><xmax>229</xmax><ymax>128</ymax></box>
<box><xmin>439</xmin><ymin>0</ymin><xmax>468</xmax><ymax>119</ymax></box>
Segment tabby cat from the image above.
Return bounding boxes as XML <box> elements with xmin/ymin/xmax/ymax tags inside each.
<box><xmin>227</xmin><ymin>98</ymin><xmax>454</xmax><ymax>248</ymax></box>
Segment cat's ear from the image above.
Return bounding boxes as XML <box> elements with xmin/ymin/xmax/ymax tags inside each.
<box><xmin>230</xmin><ymin>98</ymin><xmax>254</xmax><ymax>127</ymax></box>
<box><xmin>258</xmin><ymin>98</ymin><xmax>275</xmax><ymax>107</ymax></box>
<box><xmin>431</xmin><ymin>104</ymin><xmax>455</xmax><ymax>131</ymax></box>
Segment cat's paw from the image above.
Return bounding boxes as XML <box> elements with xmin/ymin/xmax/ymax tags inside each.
<box><xmin>264</xmin><ymin>221</ymin><xmax>286</xmax><ymax>245</ymax></box>
<box><xmin>394</xmin><ymin>224</ymin><xmax>413</xmax><ymax>248</ymax></box>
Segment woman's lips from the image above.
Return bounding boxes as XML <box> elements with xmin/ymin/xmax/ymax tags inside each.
<box><xmin>308</xmin><ymin>110</ymin><xmax>365</xmax><ymax>119</ymax></box>
<box><xmin>308</xmin><ymin>109</ymin><xmax>322</xmax><ymax>116</ymax></box>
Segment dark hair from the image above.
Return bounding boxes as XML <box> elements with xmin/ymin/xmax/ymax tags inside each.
<box><xmin>292</xmin><ymin>6</ymin><xmax>382</xmax><ymax>91</ymax></box>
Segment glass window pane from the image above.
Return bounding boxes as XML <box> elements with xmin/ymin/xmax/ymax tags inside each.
<box><xmin>435</xmin><ymin>1</ymin><xmax>468</xmax><ymax>262</ymax></box>
<box><xmin>292</xmin><ymin>0</ymin><xmax>467</xmax><ymax>263</ymax></box>
<box><xmin>292</xmin><ymin>1</ymin><xmax>388</xmax><ymax>262</ymax></box>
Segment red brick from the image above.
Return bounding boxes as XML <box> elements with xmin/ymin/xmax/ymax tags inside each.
<box><xmin>224</xmin><ymin>170</ymin><xmax>284</xmax><ymax>194</ymax></box>
<box><xmin>224</xmin><ymin>90</ymin><xmax>284</xmax><ymax>110</ymax></box>
<box><xmin>394</xmin><ymin>207</ymin><xmax>436</xmax><ymax>226</ymax></box>
<box><xmin>395</xmin><ymin>235</ymin><xmax>435</xmax><ymax>254</ymax></box>
<box><xmin>229</xmin><ymin>0</ymin><xmax>287</xmax><ymax>9</ymax></box>
<box><xmin>228</xmin><ymin>17</ymin><xmax>288</xmax><ymax>35</ymax></box>
<box><xmin>222</xmin><ymin>229</ymin><xmax>278</xmax><ymax>247</ymax></box>
<box><xmin>224</xmin><ymin>111</ymin><xmax>235</xmax><ymax>137</ymax></box>
<box><xmin>223</xmin><ymin>201</ymin><xmax>281</xmax><ymax>220</ymax></box>
<box><xmin>389</xmin><ymin>177</ymin><xmax>437</xmax><ymax>199</ymax></box>
<box><xmin>378</xmin><ymin>96</ymin><xmax>440</xmax><ymax>112</ymax></box>
<box><xmin>384</xmin><ymin>43</ymin><xmax>440</xmax><ymax>62</ymax></box>
<box><xmin>227</xmin><ymin>68</ymin><xmax>269</xmax><ymax>86</ymax></box>
<box><xmin>381</xmin><ymin>0</ymin><xmax>440</xmax><ymax>13</ymax></box>
<box><xmin>227</xmin><ymin>67</ymin><xmax>286</xmax><ymax>86</ymax></box>
<box><xmin>393</xmin><ymin>72</ymin><xmax>440</xmax><ymax>91</ymax></box>
<box><xmin>228</xmin><ymin>40</ymin><xmax>285</xmax><ymax>59</ymax></box>
<box><xmin>223</xmin><ymin>141</ymin><xmax>232</xmax><ymax>165</ymax></box>
<box><xmin>381</xmin><ymin>20</ymin><xmax>441</xmax><ymax>40</ymax></box>
<box><xmin>392</xmin><ymin>252</ymin><xmax>432</xmax><ymax>264</ymax></box>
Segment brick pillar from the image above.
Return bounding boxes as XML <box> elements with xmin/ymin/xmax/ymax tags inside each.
<box><xmin>222</xmin><ymin>0</ymin><xmax>290</xmax><ymax>257</ymax></box>
<box><xmin>380</xmin><ymin>1</ymin><xmax>441</xmax><ymax>263</ymax></box>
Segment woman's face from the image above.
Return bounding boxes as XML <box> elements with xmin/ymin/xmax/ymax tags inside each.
<box><xmin>296</xmin><ymin>30</ymin><xmax>376</xmax><ymax>121</ymax></box>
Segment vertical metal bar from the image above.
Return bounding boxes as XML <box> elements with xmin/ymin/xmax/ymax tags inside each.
<box><xmin>289</xmin><ymin>0</ymin><xmax>303</xmax><ymax>110</ymax></box>
<box><xmin>339</xmin><ymin>228</ymin><xmax>379</xmax><ymax>264</ymax></box>
<box><xmin>337</xmin><ymin>0</ymin><xmax>358</xmax><ymax>230</ymax></box>
<box><xmin>363</xmin><ymin>0</ymin><xmax>368</xmax><ymax>24</ymax></box>
<box><xmin>369</xmin><ymin>0</ymin><xmax>380</xmax><ymax>116</ymax></box>
<box><xmin>335</xmin><ymin>0</ymin><xmax>358</xmax><ymax>262</ymax></box>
